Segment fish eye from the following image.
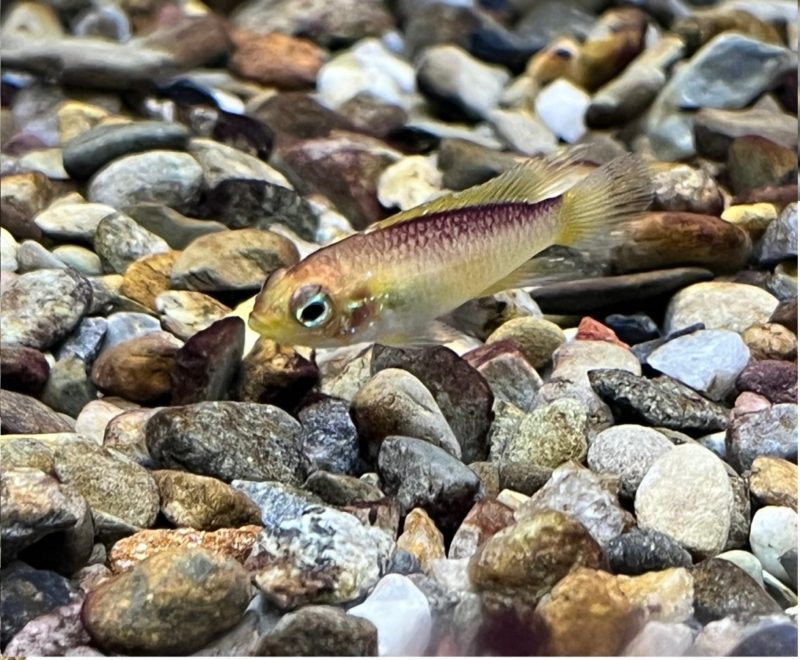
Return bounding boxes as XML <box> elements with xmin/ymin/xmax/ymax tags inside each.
<box><xmin>291</xmin><ymin>286</ymin><xmax>333</xmax><ymax>329</ymax></box>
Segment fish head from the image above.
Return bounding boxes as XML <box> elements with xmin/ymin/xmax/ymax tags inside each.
<box><xmin>249</xmin><ymin>258</ymin><xmax>380</xmax><ymax>348</ymax></box>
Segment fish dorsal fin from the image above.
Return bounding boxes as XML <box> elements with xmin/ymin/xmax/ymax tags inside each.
<box><xmin>366</xmin><ymin>145</ymin><xmax>596</xmax><ymax>233</ymax></box>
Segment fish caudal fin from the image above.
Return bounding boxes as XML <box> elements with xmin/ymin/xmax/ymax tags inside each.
<box><xmin>554</xmin><ymin>154</ymin><xmax>652</xmax><ymax>250</ymax></box>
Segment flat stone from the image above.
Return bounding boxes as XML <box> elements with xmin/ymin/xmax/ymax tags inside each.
<box><xmin>52</xmin><ymin>245</ymin><xmax>102</xmax><ymax>275</ymax></box>
<box><xmin>302</xmin><ymin>471</ymin><xmax>383</xmax><ymax>506</ymax></box>
<box><xmin>128</xmin><ymin>203</ymin><xmax>227</xmax><ymax>249</ymax></box>
<box><xmin>726</xmin><ymin>403</ymin><xmax>798</xmax><ymax>472</ymax></box>
<box><xmin>749</xmin><ymin>456</ymin><xmax>797</xmax><ymax>510</ymax></box>
<box><xmin>82</xmin><ymin>548</ymin><xmax>251</xmax><ymax>654</ymax></box>
<box><xmin>119</xmin><ymin>251</ymin><xmax>181</xmax><ymax>311</ymax></box>
<box><xmin>635</xmin><ymin>444</ymin><xmax>733</xmax><ymax>557</ymax></box>
<box><xmin>93</xmin><ymin>211</ymin><xmax>171</xmax><ymax>274</ymax></box>
<box><xmin>516</xmin><ymin>461</ymin><xmax>633</xmax><ymax>548</ymax></box>
<box><xmin>664</xmin><ymin>281</ymin><xmax>779</xmax><ymax>335</ymax></box>
<box><xmin>692</xmin><ymin>558</ymin><xmax>782</xmax><ymax>623</ymax></box>
<box><xmin>694</xmin><ymin>106</ymin><xmax>797</xmax><ymax>160</ymax></box>
<box><xmin>155</xmin><ymin>290</ymin><xmax>231</xmax><ymax>341</ymax></box>
<box><xmin>258</xmin><ymin>605</ymin><xmax>378</xmax><ymax>656</ymax></box>
<box><xmin>64</xmin><ymin>121</ymin><xmax>190</xmax><ymax>179</ymax></box>
<box><xmin>1</xmin><ymin>268</ymin><xmax>92</xmax><ymax>349</ymax></box>
<box><xmin>246</xmin><ymin>506</ymin><xmax>393</xmax><ymax>608</ymax></box>
<box><xmin>146</xmin><ymin>401</ymin><xmax>306</xmax><ymax>484</ymax></box>
<box><xmin>587</xmin><ymin>425</ymin><xmax>674</xmax><ymax>498</ymax></box>
<box><xmin>170</xmin><ymin>228</ymin><xmax>298</xmax><ymax>292</ymax></box>
<box><xmin>0</xmin><ymin>390</ymin><xmax>74</xmax><ymax>434</ymax></box>
<box><xmin>230</xmin><ymin>30</ymin><xmax>322</xmax><ymax>90</ymax></box>
<box><xmin>378</xmin><ymin>435</ymin><xmax>481</xmax><ymax>535</ymax></box>
<box><xmin>590</xmin><ymin>369</ymin><xmax>730</xmax><ymax>434</ymax></box>
<box><xmin>87</xmin><ymin>150</ymin><xmax>203</xmax><ymax>210</ymax></box>
<box><xmin>101</xmin><ymin>311</ymin><xmax>162</xmax><ymax>350</ymax></box>
<box><xmin>353</xmin><ymin>368</ymin><xmax>461</xmax><ymax>463</ymax></box>
<box><xmin>0</xmin><ymin>344</ymin><xmax>50</xmax><ymax>394</ymax></box>
<box><xmin>647</xmin><ymin>329</ymin><xmax>751</xmax><ymax>400</ymax></box>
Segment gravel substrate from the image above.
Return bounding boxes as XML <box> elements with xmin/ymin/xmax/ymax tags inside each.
<box><xmin>0</xmin><ymin>0</ymin><xmax>798</xmax><ymax>656</ymax></box>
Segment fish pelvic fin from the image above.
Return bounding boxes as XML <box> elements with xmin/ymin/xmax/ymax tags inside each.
<box><xmin>366</xmin><ymin>144</ymin><xmax>596</xmax><ymax>233</ymax></box>
<box><xmin>554</xmin><ymin>154</ymin><xmax>653</xmax><ymax>250</ymax></box>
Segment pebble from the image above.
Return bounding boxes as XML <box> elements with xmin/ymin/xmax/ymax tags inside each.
<box><xmin>534</xmin><ymin>79</ymin><xmax>590</xmax><ymax>143</ymax></box>
<box><xmin>153</xmin><ymin>470</ymin><xmax>262</xmax><ymax>531</ymax></box>
<box><xmin>82</xmin><ymin>548</ymin><xmax>251</xmax><ymax>654</ymax></box>
<box><xmin>16</xmin><ymin>239</ymin><xmax>67</xmax><ymax>272</ymax></box>
<box><xmin>347</xmin><ymin>574</ymin><xmax>431</xmax><ymax>656</ymax></box>
<box><xmin>0</xmin><ymin>389</ymin><xmax>74</xmax><ymax>434</ymax></box>
<box><xmin>535</xmin><ymin>568</ymin><xmax>642</xmax><ymax>656</ymax></box>
<box><xmin>234</xmin><ymin>337</ymin><xmax>320</xmax><ymax>407</ymax></box>
<box><xmin>170</xmin><ymin>228</ymin><xmax>298</xmax><ymax>292</ymax></box>
<box><xmin>727</xmin><ymin>136</ymin><xmax>796</xmax><ymax>196</ymax></box>
<box><xmin>63</xmin><ymin>121</ymin><xmax>190</xmax><ymax>179</ymax></box>
<box><xmin>606</xmin><ymin>529</ymin><xmax>693</xmax><ymax>576</ymax></box>
<box><xmin>40</xmin><ymin>355</ymin><xmax>96</xmax><ymax>417</ymax></box>
<box><xmin>154</xmin><ymin>290</ymin><xmax>231</xmax><ymax>340</ymax></box>
<box><xmin>396</xmin><ymin>508</ymin><xmax>445</xmax><ymax>573</ymax></box>
<box><xmin>749</xmin><ymin>506</ymin><xmax>797</xmax><ymax>586</ymax></box>
<box><xmin>1</xmin><ymin>343</ymin><xmax>50</xmax><ymax>394</ymax></box>
<box><xmin>247</xmin><ymin>506</ymin><xmax>393</xmax><ymax>608</ymax></box>
<box><xmin>749</xmin><ymin>456</ymin><xmax>797</xmax><ymax>510</ymax></box>
<box><xmin>487</xmin><ymin>109</ymin><xmax>557</xmax><ymax>156</ymax></box>
<box><xmin>589</xmin><ymin>369</ymin><xmax>730</xmax><ymax>434</ymax></box>
<box><xmin>616</xmin><ymin>567</ymin><xmax>695</xmax><ymax>624</ymax></box>
<box><xmin>516</xmin><ymin>461</ymin><xmax>633</xmax><ymax>548</ymax></box>
<box><xmin>353</xmin><ymin>368</ymin><xmax>461</xmax><ymax>462</ymax></box>
<box><xmin>231</xmin><ymin>30</ymin><xmax>323</xmax><ymax>90</ymax></box>
<box><xmin>378</xmin><ymin>435</ymin><xmax>481</xmax><ymax>535</ymax></box>
<box><xmin>108</xmin><ymin>526</ymin><xmax>262</xmax><ymax>574</ymax></box>
<box><xmin>0</xmin><ymin>226</ymin><xmax>19</xmax><ymax>271</ymax></box>
<box><xmin>298</xmin><ymin>397</ymin><xmax>359</xmax><ymax>476</ymax></box>
<box><xmin>258</xmin><ymin>605</ymin><xmax>378</xmax><ymax>656</ymax></box>
<box><xmin>495</xmin><ymin>398</ymin><xmax>589</xmax><ymax>469</ymax></box>
<box><xmin>52</xmin><ymin>245</ymin><xmax>102</xmax><ymax>275</ymax></box>
<box><xmin>622</xmin><ymin>620</ymin><xmax>696</xmax><ymax>656</ymax></box>
<box><xmin>742</xmin><ymin>322</ymin><xmax>798</xmax><ymax>361</ymax></box>
<box><xmin>692</xmin><ymin>557</ymin><xmax>782</xmax><ymax>623</ymax></box>
<box><xmin>646</xmin><ymin>329</ymin><xmax>751</xmax><ymax>400</ymax></box>
<box><xmin>635</xmin><ymin>444</ymin><xmax>733</xmax><ymax>557</ymax></box>
<box><xmin>377</xmin><ymin>155</ymin><xmax>444</xmax><ymax>211</ymax></box>
<box><xmin>587</xmin><ymin>425</ymin><xmax>674</xmax><ymax>498</ymax></box>
<box><xmin>372</xmin><ymin>344</ymin><xmax>493</xmax><ymax>464</ymax></box>
<box><xmin>87</xmin><ymin>150</ymin><xmax>204</xmax><ymax>211</ymax></box>
<box><xmin>469</xmin><ymin>510</ymin><xmax>603</xmax><ymax>611</ymax></box>
<box><xmin>485</xmin><ymin>317</ymin><xmax>565</xmax><ymax>370</ymax></box>
<box><xmin>48</xmin><ymin>438</ymin><xmax>160</xmax><ymax>530</ymax></box>
<box><xmin>128</xmin><ymin>203</ymin><xmax>227</xmax><ymax>250</ymax></box>
<box><xmin>0</xmin><ymin>561</ymin><xmax>80</xmax><ymax>648</ymax></box>
<box><xmin>171</xmin><ymin>317</ymin><xmax>245</xmax><ymax>405</ymax></box>
<box><xmin>729</xmin><ymin>623</ymin><xmax>800</xmax><ymax>657</ymax></box>
<box><xmin>1</xmin><ymin>171</ymin><xmax>53</xmax><ymax>240</ymax></box>
<box><xmin>695</xmin><ymin>106</ymin><xmax>797</xmax><ymax>161</ymax></box>
<box><xmin>119</xmin><ymin>251</ymin><xmax>180</xmax><ymax>311</ymax></box>
<box><xmin>303</xmin><ymin>471</ymin><xmax>383</xmax><ymax>506</ymax></box>
<box><xmin>101</xmin><ymin>312</ymin><xmax>162</xmax><ymax>351</ymax></box>
<box><xmin>769</xmin><ymin>295</ymin><xmax>797</xmax><ymax>332</ymax></box>
<box><xmin>4</xmin><ymin>602</ymin><xmax>93</xmax><ymax>657</ymax></box>
<box><xmin>664</xmin><ymin>281</ymin><xmax>779</xmax><ymax>335</ymax></box>
<box><xmin>103</xmin><ymin>407</ymin><xmax>157</xmax><ymax>467</ymax></box>
<box><xmin>73</xmin><ymin>398</ymin><xmax>129</xmax><ymax>442</ymax></box>
<box><xmin>449</xmin><ymin>499</ymin><xmax>515</xmax><ymax>560</ymax></box>
<box><xmin>725</xmin><ymin>403</ymin><xmax>798</xmax><ymax>472</ymax></box>
<box><xmin>463</xmin><ymin>342</ymin><xmax>542</xmax><ymax>411</ymax></box>
<box><xmin>416</xmin><ymin>45</ymin><xmax>509</xmax><ymax>121</ymax></box>
<box><xmin>93</xmin><ymin>211</ymin><xmax>171</xmax><ymax>274</ymax></box>
<box><xmin>57</xmin><ymin>317</ymin><xmax>107</xmax><ymax>364</ymax></box>
<box><xmin>146</xmin><ymin>401</ymin><xmax>306</xmax><ymax>485</ymax></box>
<box><xmin>0</xmin><ymin>268</ymin><xmax>92</xmax><ymax>349</ymax></box>
<box><xmin>91</xmin><ymin>332</ymin><xmax>182</xmax><ymax>402</ymax></box>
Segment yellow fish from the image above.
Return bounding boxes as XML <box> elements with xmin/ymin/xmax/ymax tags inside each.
<box><xmin>249</xmin><ymin>151</ymin><xmax>651</xmax><ymax>348</ymax></box>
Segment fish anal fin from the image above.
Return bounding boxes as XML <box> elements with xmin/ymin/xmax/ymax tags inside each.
<box><xmin>378</xmin><ymin>320</ymin><xmax>464</xmax><ymax>347</ymax></box>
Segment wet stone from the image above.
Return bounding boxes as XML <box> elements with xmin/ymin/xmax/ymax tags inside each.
<box><xmin>298</xmin><ymin>397</ymin><xmax>359</xmax><ymax>476</ymax></box>
<box><xmin>93</xmin><ymin>211</ymin><xmax>171</xmax><ymax>275</ymax></box>
<box><xmin>39</xmin><ymin>355</ymin><xmax>97</xmax><ymax>418</ymax></box>
<box><xmin>171</xmin><ymin>317</ymin><xmax>245</xmax><ymax>405</ymax></box>
<box><xmin>0</xmin><ymin>390</ymin><xmax>74</xmax><ymax>434</ymax></box>
<box><xmin>725</xmin><ymin>403</ymin><xmax>798</xmax><ymax>472</ymax></box>
<box><xmin>155</xmin><ymin>290</ymin><xmax>231</xmax><ymax>341</ymax></box>
<box><xmin>119</xmin><ymin>251</ymin><xmax>181</xmax><ymax>311</ymax></box>
<box><xmin>302</xmin><ymin>471</ymin><xmax>384</xmax><ymax>506</ymax></box>
<box><xmin>231</xmin><ymin>480</ymin><xmax>322</xmax><ymax>531</ymax></box>
<box><xmin>0</xmin><ymin>344</ymin><xmax>50</xmax><ymax>394</ymax></box>
<box><xmin>749</xmin><ymin>456</ymin><xmax>797</xmax><ymax>510</ymax></box>
<box><xmin>128</xmin><ymin>203</ymin><xmax>227</xmax><ymax>250</ymax></box>
<box><xmin>606</xmin><ymin>529</ymin><xmax>693</xmax><ymax>576</ymax></box>
<box><xmin>146</xmin><ymin>401</ymin><xmax>307</xmax><ymax>485</ymax></box>
<box><xmin>63</xmin><ymin>121</ymin><xmax>190</xmax><ymax>179</ymax></box>
<box><xmin>736</xmin><ymin>359</ymin><xmax>797</xmax><ymax>404</ymax></box>
<box><xmin>463</xmin><ymin>341</ymin><xmax>542</xmax><ymax>411</ymax></box>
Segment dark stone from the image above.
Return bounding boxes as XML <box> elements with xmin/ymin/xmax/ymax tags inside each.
<box><xmin>146</xmin><ymin>401</ymin><xmax>307</xmax><ymax>484</ymax></box>
<box><xmin>497</xmin><ymin>462</ymin><xmax>552</xmax><ymax>496</ymax></box>
<box><xmin>298</xmin><ymin>397</ymin><xmax>359</xmax><ymax>475</ymax></box>
<box><xmin>694</xmin><ymin>107</ymin><xmax>796</xmax><ymax>161</ymax></box>
<box><xmin>729</xmin><ymin>624</ymin><xmax>799</xmax><ymax>657</ymax></box>
<box><xmin>378</xmin><ymin>435</ymin><xmax>482</xmax><ymax>535</ymax></box>
<box><xmin>604</xmin><ymin>313</ymin><xmax>660</xmax><ymax>346</ymax></box>
<box><xmin>531</xmin><ymin>268</ymin><xmax>715</xmax><ymax>315</ymax></box>
<box><xmin>257</xmin><ymin>605</ymin><xmax>378</xmax><ymax>656</ymax></box>
<box><xmin>736</xmin><ymin>360</ymin><xmax>797</xmax><ymax>404</ymax></box>
<box><xmin>39</xmin><ymin>356</ymin><xmax>97</xmax><ymax>418</ymax></box>
<box><xmin>128</xmin><ymin>203</ymin><xmax>227</xmax><ymax>250</ymax></box>
<box><xmin>606</xmin><ymin>529</ymin><xmax>694</xmax><ymax>576</ymax></box>
<box><xmin>302</xmin><ymin>471</ymin><xmax>383</xmax><ymax>506</ymax></box>
<box><xmin>386</xmin><ymin>548</ymin><xmax>423</xmax><ymax>576</ymax></box>
<box><xmin>0</xmin><ymin>561</ymin><xmax>80</xmax><ymax>647</ymax></box>
<box><xmin>588</xmin><ymin>369</ymin><xmax>730</xmax><ymax>434</ymax></box>
<box><xmin>0</xmin><ymin>389</ymin><xmax>73</xmax><ymax>434</ymax></box>
<box><xmin>250</xmin><ymin>92</ymin><xmax>355</xmax><ymax>142</ymax></box>
<box><xmin>436</xmin><ymin>138</ymin><xmax>518</xmax><ymax>191</ymax></box>
<box><xmin>692</xmin><ymin>558</ymin><xmax>781</xmax><ymax>624</ymax></box>
<box><xmin>192</xmin><ymin>178</ymin><xmax>319</xmax><ymax>242</ymax></box>
<box><xmin>171</xmin><ymin>317</ymin><xmax>245</xmax><ymax>405</ymax></box>
<box><xmin>0</xmin><ymin>344</ymin><xmax>50</xmax><ymax>394</ymax></box>
<box><xmin>372</xmin><ymin>344</ymin><xmax>493</xmax><ymax>463</ymax></box>
<box><xmin>768</xmin><ymin>296</ymin><xmax>797</xmax><ymax>333</ymax></box>
<box><xmin>339</xmin><ymin>93</ymin><xmax>408</xmax><ymax>139</ymax></box>
<box><xmin>63</xmin><ymin>121</ymin><xmax>190</xmax><ymax>179</ymax></box>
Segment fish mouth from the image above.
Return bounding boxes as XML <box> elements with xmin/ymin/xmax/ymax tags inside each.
<box><xmin>247</xmin><ymin>312</ymin><xmax>274</xmax><ymax>337</ymax></box>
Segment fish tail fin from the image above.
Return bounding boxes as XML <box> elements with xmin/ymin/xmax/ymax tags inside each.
<box><xmin>554</xmin><ymin>154</ymin><xmax>652</xmax><ymax>250</ymax></box>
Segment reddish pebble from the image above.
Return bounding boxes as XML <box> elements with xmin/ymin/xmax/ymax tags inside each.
<box><xmin>575</xmin><ymin>317</ymin><xmax>629</xmax><ymax>347</ymax></box>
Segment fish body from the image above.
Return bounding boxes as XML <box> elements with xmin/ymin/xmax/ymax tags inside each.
<box><xmin>249</xmin><ymin>152</ymin><xmax>651</xmax><ymax>348</ymax></box>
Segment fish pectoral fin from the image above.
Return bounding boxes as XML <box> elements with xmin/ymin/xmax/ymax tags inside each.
<box><xmin>365</xmin><ymin>144</ymin><xmax>596</xmax><ymax>233</ymax></box>
<box><xmin>477</xmin><ymin>259</ymin><xmax>553</xmax><ymax>297</ymax></box>
<box><xmin>378</xmin><ymin>320</ymin><xmax>464</xmax><ymax>347</ymax></box>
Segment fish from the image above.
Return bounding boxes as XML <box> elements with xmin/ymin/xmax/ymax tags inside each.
<box><xmin>248</xmin><ymin>150</ymin><xmax>652</xmax><ymax>349</ymax></box>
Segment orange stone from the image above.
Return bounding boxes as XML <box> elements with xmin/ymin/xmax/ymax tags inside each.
<box><xmin>230</xmin><ymin>31</ymin><xmax>323</xmax><ymax>89</ymax></box>
<box><xmin>576</xmin><ymin>317</ymin><xmax>629</xmax><ymax>347</ymax></box>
